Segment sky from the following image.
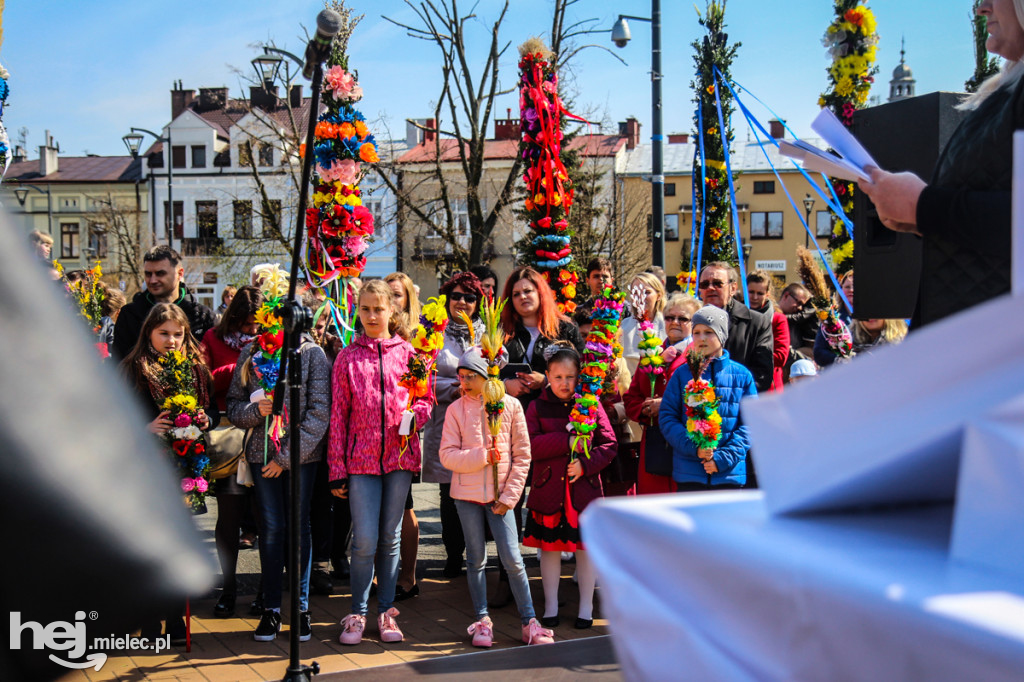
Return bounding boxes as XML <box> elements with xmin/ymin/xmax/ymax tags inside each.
<box><xmin>1</xmin><ymin>0</ymin><xmax>975</xmax><ymax>158</ymax></box>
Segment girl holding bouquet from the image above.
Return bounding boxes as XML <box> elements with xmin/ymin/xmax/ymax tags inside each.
<box><xmin>328</xmin><ymin>280</ymin><xmax>433</xmax><ymax>646</ymax></box>
<box><xmin>659</xmin><ymin>306</ymin><xmax>756</xmax><ymax>491</ymax></box>
<box><xmin>524</xmin><ymin>342</ymin><xmax>617</xmax><ymax>630</ymax></box>
<box><xmin>120</xmin><ymin>302</ymin><xmax>217</xmax><ymax>645</ymax></box>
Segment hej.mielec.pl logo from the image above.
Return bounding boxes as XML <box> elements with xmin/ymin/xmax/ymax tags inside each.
<box><xmin>10</xmin><ymin>610</ymin><xmax>168</xmax><ymax>671</ymax></box>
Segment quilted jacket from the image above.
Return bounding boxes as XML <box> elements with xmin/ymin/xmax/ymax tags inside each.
<box><xmin>659</xmin><ymin>350</ymin><xmax>757</xmax><ymax>486</ymax></box>
<box><xmin>327</xmin><ymin>334</ymin><xmax>433</xmax><ymax>481</ymax></box>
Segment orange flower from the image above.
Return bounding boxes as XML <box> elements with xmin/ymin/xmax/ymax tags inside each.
<box><xmin>534</xmin><ymin>193</ymin><xmax>546</xmax><ymax>206</ymax></box>
<box><xmin>359</xmin><ymin>143</ymin><xmax>379</xmax><ymax>163</ymax></box>
<box><xmin>562</xmin><ymin>300</ymin><xmax>577</xmax><ymax>314</ymax></box>
<box><xmin>524</xmin><ymin>199</ymin><xmax>535</xmax><ymax>211</ymax></box>
<box><xmin>562</xmin><ymin>284</ymin><xmax>576</xmax><ymax>299</ymax></box>
<box><xmin>558</xmin><ymin>269</ymin><xmax>572</xmax><ymax>283</ymax></box>
<box><xmin>354</xmin><ymin>120</ymin><xmax>369</xmax><ymax>138</ymax></box>
<box><xmin>339</xmin><ymin>122</ymin><xmax>356</xmax><ymax>138</ymax></box>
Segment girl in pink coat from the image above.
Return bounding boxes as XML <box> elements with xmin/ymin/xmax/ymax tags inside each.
<box><xmin>439</xmin><ymin>347</ymin><xmax>554</xmax><ymax>648</ymax></box>
<box><xmin>329</xmin><ymin>280</ymin><xmax>432</xmax><ymax>646</ymax></box>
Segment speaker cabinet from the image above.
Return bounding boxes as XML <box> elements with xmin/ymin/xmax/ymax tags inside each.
<box><xmin>851</xmin><ymin>92</ymin><xmax>968</xmax><ymax>319</ymax></box>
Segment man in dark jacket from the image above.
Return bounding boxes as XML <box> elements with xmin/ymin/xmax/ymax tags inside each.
<box><xmin>779</xmin><ymin>282</ymin><xmax>819</xmax><ymax>357</ymax></box>
<box><xmin>698</xmin><ymin>262</ymin><xmax>773</xmax><ymax>394</ymax></box>
<box><xmin>112</xmin><ymin>245</ymin><xmax>216</xmax><ymax>361</ymax></box>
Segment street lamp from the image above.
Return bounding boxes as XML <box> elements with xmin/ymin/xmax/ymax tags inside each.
<box><xmin>803</xmin><ymin>193</ymin><xmax>816</xmax><ymax>248</ymax></box>
<box><xmin>612</xmin><ymin>3</ymin><xmax>664</xmax><ymax>269</ymax></box>
<box><xmin>124</xmin><ymin>126</ymin><xmax>175</xmax><ymax>252</ymax></box>
<box><xmin>13</xmin><ymin>183</ymin><xmax>54</xmax><ymax>239</ymax></box>
<box><xmin>253</xmin><ymin>46</ymin><xmax>304</xmax><ymax>89</ymax></box>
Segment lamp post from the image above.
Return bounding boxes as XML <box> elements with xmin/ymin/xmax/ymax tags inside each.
<box><xmin>253</xmin><ymin>46</ymin><xmax>304</xmax><ymax>87</ymax></box>
<box><xmin>13</xmin><ymin>182</ymin><xmax>53</xmax><ymax>239</ymax></box>
<box><xmin>803</xmin><ymin>194</ymin><xmax>816</xmax><ymax>249</ymax></box>
<box><xmin>612</xmin><ymin>2</ymin><xmax>664</xmax><ymax>269</ymax></box>
<box><xmin>123</xmin><ymin>127</ymin><xmax>175</xmax><ymax>252</ymax></box>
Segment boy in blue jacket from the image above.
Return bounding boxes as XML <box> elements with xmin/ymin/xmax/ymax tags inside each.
<box><xmin>660</xmin><ymin>305</ymin><xmax>757</xmax><ymax>490</ymax></box>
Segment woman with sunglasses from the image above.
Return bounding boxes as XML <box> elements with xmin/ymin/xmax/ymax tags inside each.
<box><xmin>623</xmin><ymin>294</ymin><xmax>701</xmax><ymax>495</ymax></box>
<box><xmin>421</xmin><ymin>271</ymin><xmax>488</xmax><ymax>579</ymax></box>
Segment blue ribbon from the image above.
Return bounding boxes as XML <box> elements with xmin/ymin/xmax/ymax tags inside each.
<box><xmin>694</xmin><ymin>102</ymin><xmax>709</xmax><ymax>285</ymax></box>
<box><xmin>711</xmin><ymin>70</ymin><xmax>749</xmax><ymax>308</ymax></box>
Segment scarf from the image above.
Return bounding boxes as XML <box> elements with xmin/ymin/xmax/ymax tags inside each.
<box><xmin>222</xmin><ymin>331</ymin><xmax>255</xmax><ymax>352</ymax></box>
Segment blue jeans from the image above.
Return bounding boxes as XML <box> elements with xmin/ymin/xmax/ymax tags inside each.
<box><xmin>251</xmin><ymin>462</ymin><xmax>318</xmax><ymax>611</ymax></box>
<box><xmin>348</xmin><ymin>471</ymin><xmax>413</xmax><ymax>616</ymax></box>
<box><xmin>455</xmin><ymin>498</ymin><xmax>536</xmax><ymax>625</ymax></box>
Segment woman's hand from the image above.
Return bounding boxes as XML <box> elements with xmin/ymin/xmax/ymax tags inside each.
<box><xmin>698</xmin><ymin>447</ymin><xmax>714</xmax><ymax>461</ymax></box>
<box><xmin>331</xmin><ymin>482</ymin><xmax>349</xmax><ymax>499</ymax></box>
<box><xmin>195</xmin><ymin>409</ymin><xmax>210</xmax><ymax>430</ymax></box>
<box><xmin>491</xmin><ymin>501</ymin><xmax>510</xmax><ymax>516</ymax></box>
<box><xmin>148</xmin><ymin>410</ymin><xmax>173</xmax><ymax>435</ymax></box>
<box><xmin>641</xmin><ymin>398</ymin><xmax>662</xmax><ymax>418</ymax></box>
<box><xmin>487</xmin><ymin>446</ymin><xmax>501</xmax><ymax>465</ymax></box>
<box><xmin>567</xmin><ymin>458</ymin><xmax>584</xmax><ymax>483</ymax></box>
<box><xmin>257</xmin><ymin>398</ymin><xmax>273</xmax><ymax>417</ymax></box>
<box><xmin>504</xmin><ymin>378</ymin><xmax>526</xmax><ymax>397</ymax></box>
<box><xmin>703</xmin><ymin>458</ymin><xmax>719</xmax><ymax>475</ymax></box>
<box><xmin>517</xmin><ymin>371</ymin><xmax>545</xmax><ymax>391</ymax></box>
<box><xmin>858</xmin><ymin>167</ymin><xmax>926</xmax><ymax>236</ymax></box>
<box><xmin>262</xmin><ymin>460</ymin><xmax>284</xmax><ymax>478</ymax></box>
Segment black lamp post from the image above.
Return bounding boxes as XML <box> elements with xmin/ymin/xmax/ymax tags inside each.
<box><xmin>803</xmin><ymin>194</ymin><xmax>816</xmax><ymax>248</ymax></box>
<box><xmin>612</xmin><ymin>1</ymin><xmax>664</xmax><ymax>269</ymax></box>
<box><xmin>13</xmin><ymin>183</ymin><xmax>53</xmax><ymax>238</ymax></box>
<box><xmin>124</xmin><ymin>127</ymin><xmax>175</xmax><ymax>252</ymax></box>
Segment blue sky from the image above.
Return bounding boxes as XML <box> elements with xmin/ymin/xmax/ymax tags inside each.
<box><xmin>2</xmin><ymin>0</ymin><xmax>973</xmax><ymax>157</ymax></box>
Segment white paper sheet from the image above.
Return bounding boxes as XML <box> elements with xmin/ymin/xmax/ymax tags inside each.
<box><xmin>778</xmin><ymin>138</ymin><xmax>870</xmax><ymax>183</ymax></box>
<box><xmin>811</xmin><ymin>107</ymin><xmax>879</xmax><ymax>171</ymax></box>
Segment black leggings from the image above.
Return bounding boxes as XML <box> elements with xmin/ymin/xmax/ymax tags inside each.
<box><xmin>214</xmin><ymin>492</ymin><xmax>252</xmax><ymax>595</ymax></box>
<box><xmin>439</xmin><ymin>483</ymin><xmax>465</xmax><ymax>561</ymax></box>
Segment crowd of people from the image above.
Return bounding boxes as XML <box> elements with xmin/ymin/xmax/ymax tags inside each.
<box><xmin>45</xmin><ymin>235</ymin><xmax>909</xmax><ymax>651</ymax></box>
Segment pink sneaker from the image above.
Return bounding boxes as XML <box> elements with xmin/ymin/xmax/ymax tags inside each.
<box><xmin>467</xmin><ymin>617</ymin><xmax>493</xmax><ymax>648</ymax></box>
<box><xmin>522</xmin><ymin>618</ymin><xmax>555</xmax><ymax>645</ymax></box>
<box><xmin>338</xmin><ymin>614</ymin><xmax>366</xmax><ymax>645</ymax></box>
<box><xmin>378</xmin><ymin>607</ymin><xmax>404</xmax><ymax>643</ymax></box>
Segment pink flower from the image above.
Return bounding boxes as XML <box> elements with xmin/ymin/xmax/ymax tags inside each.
<box><xmin>316</xmin><ymin>158</ymin><xmax>360</xmax><ymax>185</ymax></box>
<box><xmin>194</xmin><ymin>478</ymin><xmax>209</xmax><ymax>493</ymax></box>
<box><xmin>323</xmin><ymin>66</ymin><xmax>362</xmax><ymax>102</ymax></box>
<box><xmin>344</xmin><ymin>235</ymin><xmax>367</xmax><ymax>256</ymax></box>
<box><xmin>181</xmin><ymin>478</ymin><xmax>196</xmax><ymax>492</ymax></box>
<box><xmin>174</xmin><ymin>413</ymin><xmax>192</xmax><ymax>428</ymax></box>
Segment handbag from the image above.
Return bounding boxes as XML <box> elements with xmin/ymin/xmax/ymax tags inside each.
<box><xmin>643</xmin><ymin>424</ymin><xmax>674</xmax><ymax>478</ymax></box>
<box><xmin>236</xmin><ymin>456</ymin><xmax>254</xmax><ymax>487</ymax></box>
<box><xmin>206</xmin><ymin>422</ymin><xmax>245</xmax><ymax>479</ymax></box>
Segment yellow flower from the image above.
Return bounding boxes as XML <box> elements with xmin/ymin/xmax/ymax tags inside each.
<box><xmin>835</xmin><ymin>76</ymin><xmax>854</xmax><ymax>97</ymax></box>
<box><xmin>709</xmin><ymin>412</ymin><xmax>722</xmax><ymax>425</ymax></box>
<box><xmin>421</xmin><ymin>296</ymin><xmax>448</xmax><ymax>326</ymax></box>
<box><xmin>255</xmin><ymin>308</ymin><xmax>282</xmax><ymax>329</ymax></box>
<box><xmin>163</xmin><ymin>394</ymin><xmax>198</xmax><ymax>412</ymax></box>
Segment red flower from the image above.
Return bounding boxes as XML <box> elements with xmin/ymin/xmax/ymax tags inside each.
<box><xmin>172</xmin><ymin>441</ymin><xmax>190</xmax><ymax>457</ymax></box>
<box><xmin>320</xmin><ymin>205</ymin><xmax>348</xmax><ymax>238</ymax></box>
<box><xmin>194</xmin><ymin>443</ymin><xmax>205</xmax><ymax>455</ymax></box>
<box><xmin>349</xmin><ymin>205</ymin><xmax>375</xmax><ymax>236</ymax></box>
<box><xmin>259</xmin><ymin>330</ymin><xmax>284</xmax><ymax>355</ymax></box>
<box><xmin>305</xmin><ymin>207</ymin><xmax>320</xmax><ymax>228</ymax></box>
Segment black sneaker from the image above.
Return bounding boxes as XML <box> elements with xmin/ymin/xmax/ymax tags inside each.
<box><xmin>166</xmin><ymin>618</ymin><xmax>187</xmax><ymax>646</ymax></box>
<box><xmin>253</xmin><ymin>610</ymin><xmax>282</xmax><ymax>642</ymax></box>
<box><xmin>310</xmin><ymin>569</ymin><xmax>333</xmax><ymax>595</ymax></box>
<box><xmin>299</xmin><ymin>611</ymin><xmax>312</xmax><ymax>642</ymax></box>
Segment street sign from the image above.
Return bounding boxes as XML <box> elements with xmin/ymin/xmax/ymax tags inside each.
<box><xmin>203</xmin><ymin>272</ymin><xmax>218</xmax><ymax>284</ymax></box>
<box><xmin>755</xmin><ymin>260</ymin><xmax>786</xmax><ymax>272</ymax></box>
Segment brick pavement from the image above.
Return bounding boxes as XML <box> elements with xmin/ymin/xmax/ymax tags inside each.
<box><xmin>59</xmin><ymin>484</ymin><xmax>609</xmax><ymax>681</ymax></box>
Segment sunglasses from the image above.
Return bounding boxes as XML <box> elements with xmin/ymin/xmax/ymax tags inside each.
<box><xmin>449</xmin><ymin>292</ymin><xmax>479</xmax><ymax>303</ymax></box>
<box><xmin>698</xmin><ymin>279</ymin><xmax>727</xmax><ymax>290</ymax></box>
<box><xmin>664</xmin><ymin>315</ymin><xmax>691</xmax><ymax>323</ymax></box>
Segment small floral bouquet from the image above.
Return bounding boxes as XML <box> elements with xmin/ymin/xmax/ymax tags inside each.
<box><xmin>153</xmin><ymin>349</ymin><xmax>210</xmax><ymax>512</ymax></box>
<box><xmin>55</xmin><ymin>260</ymin><xmax>106</xmax><ymax>332</ymax></box>
<box><xmin>251</xmin><ymin>266</ymin><xmax>289</xmax><ymax>457</ymax></box>
<box><xmin>569</xmin><ymin>287</ymin><xmax>626</xmax><ymax>459</ymax></box>
<box><xmin>797</xmin><ymin>246</ymin><xmax>852</xmax><ymax>358</ymax></box>
<box><xmin>478</xmin><ymin>296</ymin><xmax>508</xmax><ymax>500</ymax></box>
<box><xmin>683</xmin><ymin>349</ymin><xmax>723</xmax><ymax>451</ymax></box>
<box><xmin>630</xmin><ymin>283</ymin><xmax>666</xmax><ymax>397</ymax></box>
<box><xmin>398</xmin><ymin>296</ymin><xmax>449</xmax><ymax>454</ymax></box>
<box><xmin>676</xmin><ymin>269</ymin><xmax>697</xmax><ymax>297</ymax></box>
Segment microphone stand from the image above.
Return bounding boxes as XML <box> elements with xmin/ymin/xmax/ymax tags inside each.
<box><xmin>271</xmin><ymin>38</ymin><xmax>329</xmax><ymax>682</ymax></box>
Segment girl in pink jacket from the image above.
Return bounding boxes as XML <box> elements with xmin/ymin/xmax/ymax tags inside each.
<box><xmin>329</xmin><ymin>280</ymin><xmax>432</xmax><ymax>646</ymax></box>
<box><xmin>439</xmin><ymin>347</ymin><xmax>554</xmax><ymax>648</ymax></box>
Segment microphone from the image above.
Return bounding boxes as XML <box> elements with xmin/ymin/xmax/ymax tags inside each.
<box><xmin>302</xmin><ymin>9</ymin><xmax>343</xmax><ymax>79</ymax></box>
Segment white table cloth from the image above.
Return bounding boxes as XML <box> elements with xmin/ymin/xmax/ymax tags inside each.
<box><xmin>584</xmin><ymin>492</ymin><xmax>1024</xmax><ymax>682</ymax></box>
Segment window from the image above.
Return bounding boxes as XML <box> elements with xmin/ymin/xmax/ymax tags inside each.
<box><xmin>258</xmin><ymin>142</ymin><xmax>274</xmax><ymax>167</ymax></box>
<box><xmin>751</xmin><ymin>211</ymin><xmax>783</xmax><ymax>239</ymax></box>
<box><xmin>664</xmin><ymin>183</ymin><xmax>676</xmax><ymax>197</ymax></box>
<box><xmin>88</xmin><ymin>224</ymin><xmax>108</xmax><ymax>258</ymax></box>
<box><xmin>753</xmin><ymin>181</ymin><xmax>775</xmax><ymax>194</ymax></box>
<box><xmin>61</xmin><ymin>223</ymin><xmax>79</xmax><ymax>258</ymax></box>
<box><xmin>60</xmin><ymin>196</ymin><xmax>79</xmax><ymax>210</ymax></box>
<box><xmin>238</xmin><ymin>142</ymin><xmax>253</xmax><ymax>167</ymax></box>
<box><xmin>191</xmin><ymin>145</ymin><xmax>206</xmax><ymax>168</ymax></box>
<box><xmin>171</xmin><ymin>146</ymin><xmax>187</xmax><ymax>169</ymax></box>
<box><xmin>664</xmin><ymin>213</ymin><xmax>680</xmax><ymax>241</ymax></box>
<box><xmin>196</xmin><ymin>201</ymin><xmax>218</xmax><ymax>239</ymax></box>
<box><xmin>263</xmin><ymin>199</ymin><xmax>282</xmax><ymax>236</ymax></box>
<box><xmin>815</xmin><ymin>210</ymin><xmax>833</xmax><ymax>238</ymax></box>
<box><xmin>164</xmin><ymin>201</ymin><xmax>184</xmax><ymax>239</ymax></box>
<box><xmin>233</xmin><ymin>200</ymin><xmax>253</xmax><ymax>239</ymax></box>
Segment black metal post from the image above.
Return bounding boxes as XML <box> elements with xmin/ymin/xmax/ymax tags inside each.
<box><xmin>651</xmin><ymin>0</ymin><xmax>665</xmax><ymax>269</ymax></box>
<box><xmin>167</xmin><ymin>128</ymin><xmax>174</xmax><ymax>251</ymax></box>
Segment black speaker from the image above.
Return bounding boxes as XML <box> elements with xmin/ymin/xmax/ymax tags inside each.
<box><xmin>851</xmin><ymin>92</ymin><xmax>968</xmax><ymax>319</ymax></box>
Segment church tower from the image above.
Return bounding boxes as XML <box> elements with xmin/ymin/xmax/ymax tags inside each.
<box><xmin>888</xmin><ymin>38</ymin><xmax>916</xmax><ymax>103</ymax></box>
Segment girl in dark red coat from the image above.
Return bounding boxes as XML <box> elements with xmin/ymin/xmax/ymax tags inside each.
<box><xmin>524</xmin><ymin>342</ymin><xmax>617</xmax><ymax>630</ymax></box>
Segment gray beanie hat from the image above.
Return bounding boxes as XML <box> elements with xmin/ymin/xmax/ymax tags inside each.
<box><xmin>457</xmin><ymin>346</ymin><xmax>489</xmax><ymax>378</ymax></box>
<box><xmin>692</xmin><ymin>305</ymin><xmax>729</xmax><ymax>347</ymax></box>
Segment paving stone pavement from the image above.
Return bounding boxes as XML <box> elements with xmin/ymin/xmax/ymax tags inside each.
<box><xmin>59</xmin><ymin>483</ymin><xmax>609</xmax><ymax>681</ymax></box>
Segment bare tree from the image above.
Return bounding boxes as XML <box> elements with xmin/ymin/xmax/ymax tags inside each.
<box><xmin>82</xmin><ymin>190</ymin><xmax>148</xmax><ymax>293</ymax></box>
<box><xmin>610</xmin><ymin>178</ymin><xmax>654</xmax><ymax>285</ymax></box>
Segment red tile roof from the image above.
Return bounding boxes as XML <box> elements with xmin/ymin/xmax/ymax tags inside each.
<box><xmin>397</xmin><ymin>134</ymin><xmax>626</xmax><ymax>164</ymax></box>
<box><xmin>6</xmin><ymin>156</ymin><xmax>143</xmax><ymax>183</ymax></box>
